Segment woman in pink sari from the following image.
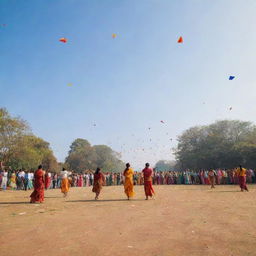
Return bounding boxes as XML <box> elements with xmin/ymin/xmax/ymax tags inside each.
<box><xmin>78</xmin><ymin>174</ymin><xmax>83</xmax><ymax>187</ymax></box>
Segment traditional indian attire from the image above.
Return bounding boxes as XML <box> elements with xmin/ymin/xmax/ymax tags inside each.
<box><xmin>123</xmin><ymin>168</ymin><xmax>135</xmax><ymax>198</ymax></box>
<box><xmin>92</xmin><ymin>172</ymin><xmax>105</xmax><ymax>195</ymax></box>
<box><xmin>30</xmin><ymin>169</ymin><xmax>44</xmax><ymax>203</ymax></box>
<box><xmin>61</xmin><ymin>170</ymin><xmax>70</xmax><ymax>194</ymax></box>
<box><xmin>237</xmin><ymin>168</ymin><xmax>248</xmax><ymax>191</ymax></box>
<box><xmin>142</xmin><ymin>167</ymin><xmax>155</xmax><ymax>198</ymax></box>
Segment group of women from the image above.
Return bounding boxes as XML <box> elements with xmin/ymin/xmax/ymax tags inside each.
<box><xmin>29</xmin><ymin>163</ymin><xmax>155</xmax><ymax>203</ymax></box>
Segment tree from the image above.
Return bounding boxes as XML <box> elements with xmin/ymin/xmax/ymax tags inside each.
<box><xmin>65</xmin><ymin>138</ymin><xmax>98</xmax><ymax>172</ymax></box>
<box><xmin>0</xmin><ymin>108</ymin><xmax>30</xmax><ymax>164</ymax></box>
<box><xmin>8</xmin><ymin>135</ymin><xmax>58</xmax><ymax>170</ymax></box>
<box><xmin>175</xmin><ymin>120</ymin><xmax>256</xmax><ymax>170</ymax></box>
<box><xmin>65</xmin><ymin>139</ymin><xmax>125</xmax><ymax>172</ymax></box>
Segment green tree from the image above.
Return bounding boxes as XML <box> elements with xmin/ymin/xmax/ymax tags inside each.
<box><xmin>65</xmin><ymin>138</ymin><xmax>98</xmax><ymax>172</ymax></box>
<box><xmin>65</xmin><ymin>139</ymin><xmax>125</xmax><ymax>172</ymax></box>
<box><xmin>0</xmin><ymin>108</ymin><xmax>29</xmax><ymax>164</ymax></box>
<box><xmin>9</xmin><ymin>135</ymin><xmax>58</xmax><ymax>170</ymax></box>
<box><xmin>175</xmin><ymin>120</ymin><xmax>256</xmax><ymax>170</ymax></box>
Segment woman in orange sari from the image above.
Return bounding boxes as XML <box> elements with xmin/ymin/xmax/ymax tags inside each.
<box><xmin>92</xmin><ymin>168</ymin><xmax>105</xmax><ymax>200</ymax></box>
<box><xmin>61</xmin><ymin>168</ymin><xmax>70</xmax><ymax>197</ymax></box>
<box><xmin>237</xmin><ymin>165</ymin><xmax>249</xmax><ymax>192</ymax></box>
<box><xmin>30</xmin><ymin>165</ymin><xmax>45</xmax><ymax>203</ymax></box>
<box><xmin>142</xmin><ymin>163</ymin><xmax>155</xmax><ymax>200</ymax></box>
<box><xmin>123</xmin><ymin>163</ymin><xmax>135</xmax><ymax>200</ymax></box>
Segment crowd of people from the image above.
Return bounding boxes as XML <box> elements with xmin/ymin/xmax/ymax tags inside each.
<box><xmin>1</xmin><ymin>168</ymin><xmax>255</xmax><ymax>191</ymax></box>
<box><xmin>0</xmin><ymin>164</ymin><xmax>251</xmax><ymax>203</ymax></box>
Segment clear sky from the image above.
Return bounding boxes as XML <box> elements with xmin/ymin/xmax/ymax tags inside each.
<box><xmin>1</xmin><ymin>0</ymin><xmax>256</xmax><ymax>170</ymax></box>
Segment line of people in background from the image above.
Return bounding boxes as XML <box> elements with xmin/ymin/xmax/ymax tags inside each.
<box><xmin>1</xmin><ymin>168</ymin><xmax>256</xmax><ymax>191</ymax></box>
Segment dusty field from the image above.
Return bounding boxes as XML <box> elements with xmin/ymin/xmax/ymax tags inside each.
<box><xmin>1</xmin><ymin>185</ymin><xmax>256</xmax><ymax>256</ymax></box>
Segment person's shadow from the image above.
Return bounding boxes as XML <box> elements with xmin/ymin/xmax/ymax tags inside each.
<box><xmin>0</xmin><ymin>201</ymin><xmax>30</xmax><ymax>205</ymax></box>
<box><xmin>66</xmin><ymin>199</ymin><xmax>145</xmax><ymax>203</ymax></box>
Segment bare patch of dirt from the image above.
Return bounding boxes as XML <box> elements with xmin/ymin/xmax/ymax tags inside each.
<box><xmin>1</xmin><ymin>185</ymin><xmax>256</xmax><ymax>256</ymax></box>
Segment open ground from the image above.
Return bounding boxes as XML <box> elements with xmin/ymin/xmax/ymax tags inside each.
<box><xmin>1</xmin><ymin>185</ymin><xmax>256</xmax><ymax>256</ymax></box>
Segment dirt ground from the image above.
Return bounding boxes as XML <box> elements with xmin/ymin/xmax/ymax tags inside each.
<box><xmin>1</xmin><ymin>185</ymin><xmax>256</xmax><ymax>256</ymax></box>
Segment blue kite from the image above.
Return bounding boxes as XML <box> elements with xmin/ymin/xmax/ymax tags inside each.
<box><xmin>229</xmin><ymin>76</ymin><xmax>235</xmax><ymax>80</ymax></box>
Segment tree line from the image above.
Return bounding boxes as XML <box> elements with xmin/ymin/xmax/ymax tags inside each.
<box><xmin>1</xmin><ymin>108</ymin><xmax>256</xmax><ymax>172</ymax></box>
<box><xmin>0</xmin><ymin>108</ymin><xmax>124</xmax><ymax>172</ymax></box>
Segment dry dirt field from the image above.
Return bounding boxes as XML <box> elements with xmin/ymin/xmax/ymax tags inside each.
<box><xmin>1</xmin><ymin>185</ymin><xmax>256</xmax><ymax>256</ymax></box>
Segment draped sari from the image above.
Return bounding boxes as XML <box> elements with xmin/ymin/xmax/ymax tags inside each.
<box><xmin>30</xmin><ymin>169</ymin><xmax>44</xmax><ymax>203</ymax></box>
<box><xmin>123</xmin><ymin>168</ymin><xmax>135</xmax><ymax>198</ymax></box>
<box><xmin>92</xmin><ymin>173</ymin><xmax>104</xmax><ymax>194</ymax></box>
<box><xmin>142</xmin><ymin>168</ymin><xmax>155</xmax><ymax>197</ymax></box>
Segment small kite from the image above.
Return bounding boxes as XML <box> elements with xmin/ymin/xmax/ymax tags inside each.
<box><xmin>59</xmin><ymin>37</ymin><xmax>68</xmax><ymax>43</ymax></box>
<box><xmin>67</xmin><ymin>83</ymin><xmax>72</xmax><ymax>86</ymax></box>
<box><xmin>229</xmin><ymin>76</ymin><xmax>235</xmax><ymax>80</ymax></box>
<box><xmin>112</xmin><ymin>33</ymin><xmax>117</xmax><ymax>39</ymax></box>
<box><xmin>93</xmin><ymin>123</ymin><xmax>96</xmax><ymax>127</ymax></box>
<box><xmin>148</xmin><ymin>127</ymin><xmax>151</xmax><ymax>130</ymax></box>
<box><xmin>177</xmin><ymin>36</ymin><xmax>183</xmax><ymax>43</ymax></box>
<box><xmin>170</xmin><ymin>138</ymin><xmax>172</xmax><ymax>141</ymax></box>
<box><xmin>160</xmin><ymin>120</ymin><xmax>165</xmax><ymax>124</ymax></box>
<box><xmin>229</xmin><ymin>107</ymin><xmax>232</xmax><ymax>111</ymax></box>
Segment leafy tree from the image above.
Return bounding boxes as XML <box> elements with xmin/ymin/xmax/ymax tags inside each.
<box><xmin>0</xmin><ymin>108</ymin><xmax>29</xmax><ymax>164</ymax></box>
<box><xmin>175</xmin><ymin>120</ymin><xmax>256</xmax><ymax>170</ymax></box>
<box><xmin>8</xmin><ymin>135</ymin><xmax>58</xmax><ymax>170</ymax></box>
<box><xmin>0</xmin><ymin>108</ymin><xmax>57</xmax><ymax>170</ymax></box>
<box><xmin>65</xmin><ymin>139</ymin><xmax>125</xmax><ymax>172</ymax></box>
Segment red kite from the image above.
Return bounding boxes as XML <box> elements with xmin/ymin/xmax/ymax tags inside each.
<box><xmin>59</xmin><ymin>37</ymin><xmax>68</xmax><ymax>43</ymax></box>
<box><xmin>177</xmin><ymin>36</ymin><xmax>183</xmax><ymax>43</ymax></box>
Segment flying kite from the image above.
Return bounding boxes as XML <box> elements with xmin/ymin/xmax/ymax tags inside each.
<box><xmin>177</xmin><ymin>36</ymin><xmax>183</xmax><ymax>43</ymax></box>
<box><xmin>160</xmin><ymin>120</ymin><xmax>165</xmax><ymax>124</ymax></box>
<box><xmin>229</xmin><ymin>107</ymin><xmax>232</xmax><ymax>111</ymax></box>
<box><xmin>112</xmin><ymin>33</ymin><xmax>117</xmax><ymax>39</ymax></box>
<box><xmin>229</xmin><ymin>76</ymin><xmax>235</xmax><ymax>80</ymax></box>
<box><xmin>67</xmin><ymin>83</ymin><xmax>72</xmax><ymax>86</ymax></box>
<box><xmin>59</xmin><ymin>37</ymin><xmax>68</xmax><ymax>43</ymax></box>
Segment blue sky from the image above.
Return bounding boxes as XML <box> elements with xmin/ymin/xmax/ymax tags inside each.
<box><xmin>1</xmin><ymin>0</ymin><xmax>256</xmax><ymax>170</ymax></box>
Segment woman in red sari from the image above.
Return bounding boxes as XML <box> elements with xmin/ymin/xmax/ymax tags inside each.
<box><xmin>30</xmin><ymin>165</ymin><xmax>45</xmax><ymax>203</ymax></box>
<box><xmin>44</xmin><ymin>171</ymin><xmax>51</xmax><ymax>189</ymax></box>
<box><xmin>142</xmin><ymin>163</ymin><xmax>155</xmax><ymax>200</ymax></box>
<box><xmin>92</xmin><ymin>168</ymin><xmax>105</xmax><ymax>200</ymax></box>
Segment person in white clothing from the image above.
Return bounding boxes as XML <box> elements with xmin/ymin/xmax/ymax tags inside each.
<box><xmin>1</xmin><ymin>170</ymin><xmax>8</xmax><ymax>190</ymax></box>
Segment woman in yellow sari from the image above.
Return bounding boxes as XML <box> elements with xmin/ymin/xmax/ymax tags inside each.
<box><xmin>123</xmin><ymin>163</ymin><xmax>135</xmax><ymax>200</ymax></box>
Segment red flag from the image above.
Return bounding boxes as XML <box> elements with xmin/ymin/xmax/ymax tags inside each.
<box><xmin>177</xmin><ymin>36</ymin><xmax>183</xmax><ymax>43</ymax></box>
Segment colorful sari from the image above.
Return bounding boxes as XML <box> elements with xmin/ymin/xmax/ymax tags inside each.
<box><xmin>123</xmin><ymin>168</ymin><xmax>135</xmax><ymax>198</ymax></box>
<box><xmin>142</xmin><ymin>168</ymin><xmax>155</xmax><ymax>197</ymax></box>
<box><xmin>92</xmin><ymin>173</ymin><xmax>104</xmax><ymax>194</ymax></box>
<box><xmin>30</xmin><ymin>169</ymin><xmax>44</xmax><ymax>203</ymax></box>
<box><xmin>61</xmin><ymin>178</ymin><xmax>69</xmax><ymax>194</ymax></box>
